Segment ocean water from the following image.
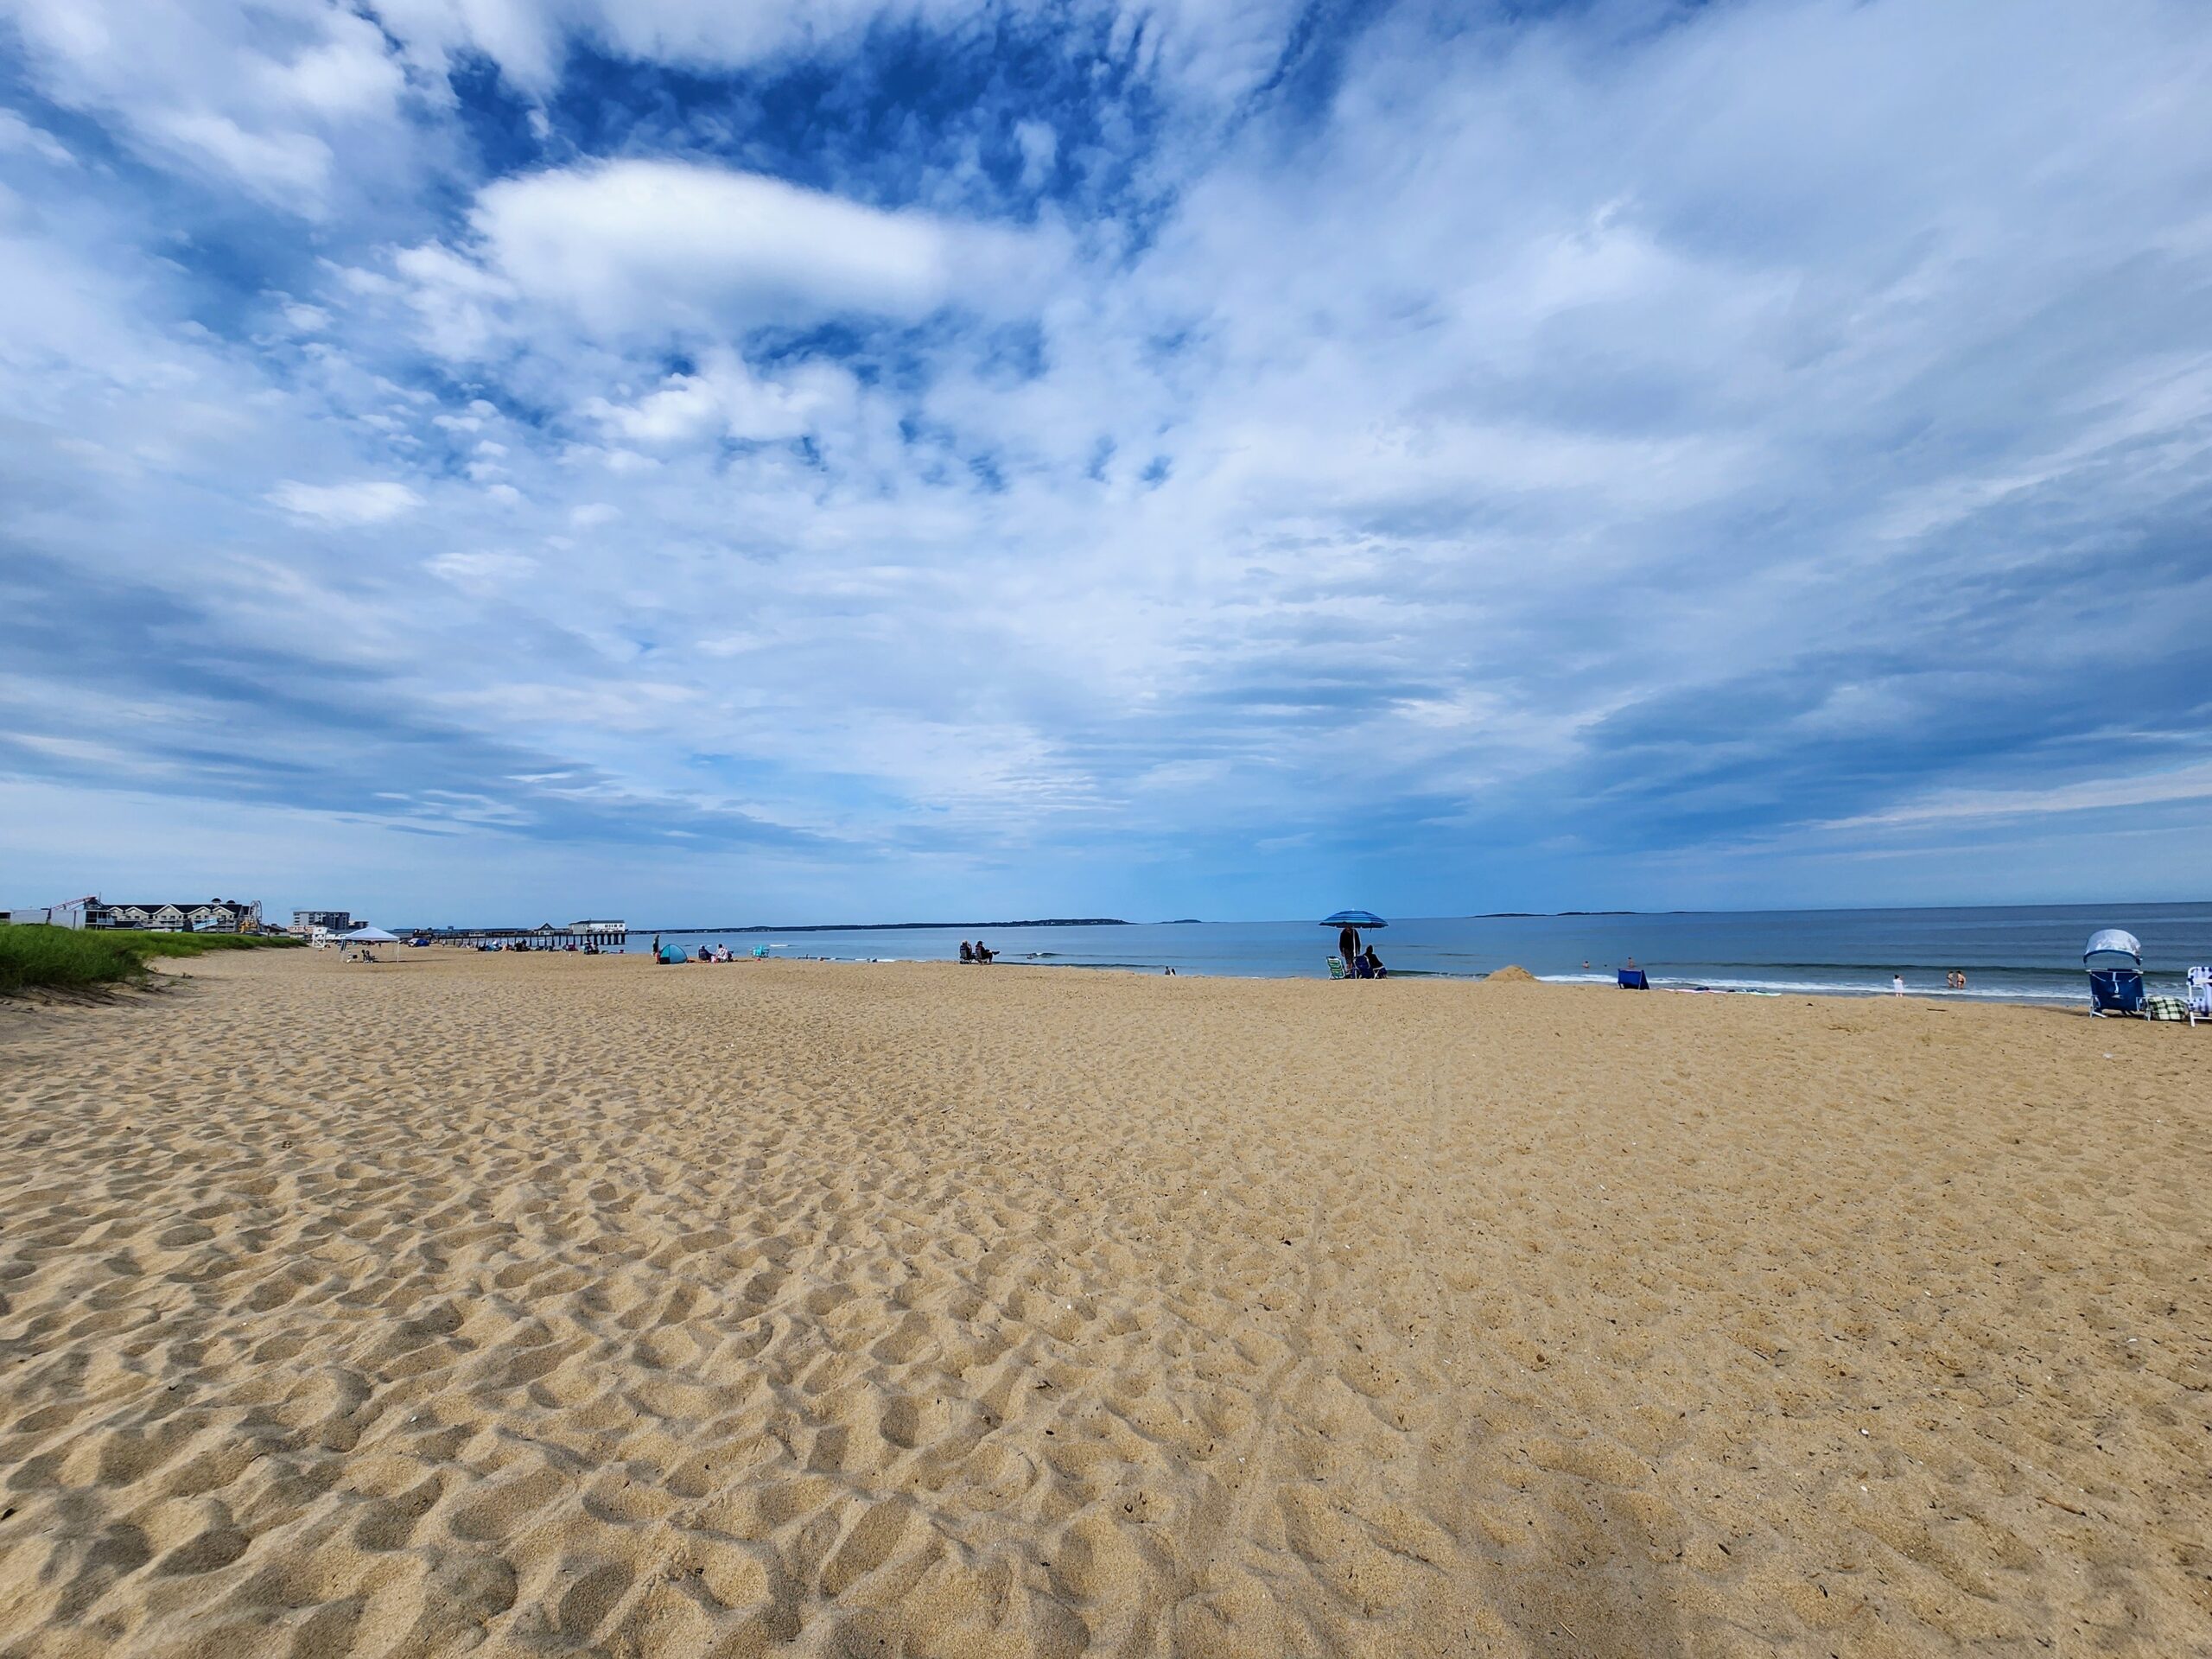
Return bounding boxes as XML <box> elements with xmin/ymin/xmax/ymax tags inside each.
<box><xmin>656</xmin><ymin>901</ymin><xmax>2212</xmax><ymax>1004</ymax></box>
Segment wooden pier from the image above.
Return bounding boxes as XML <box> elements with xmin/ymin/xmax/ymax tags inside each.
<box><xmin>401</xmin><ymin>919</ymin><xmax>629</xmax><ymax>950</ymax></box>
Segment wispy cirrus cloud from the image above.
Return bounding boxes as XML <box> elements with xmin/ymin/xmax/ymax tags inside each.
<box><xmin>268</xmin><ymin>480</ymin><xmax>424</xmax><ymax>524</ymax></box>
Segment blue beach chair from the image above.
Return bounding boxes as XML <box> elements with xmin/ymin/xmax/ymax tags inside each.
<box><xmin>2083</xmin><ymin>929</ymin><xmax>2145</xmax><ymax>1016</ymax></box>
<box><xmin>2088</xmin><ymin>968</ymin><xmax>2145</xmax><ymax>1015</ymax></box>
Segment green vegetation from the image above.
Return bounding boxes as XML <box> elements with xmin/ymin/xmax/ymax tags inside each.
<box><xmin>0</xmin><ymin>925</ymin><xmax>302</xmax><ymax>995</ymax></box>
<box><xmin>114</xmin><ymin>930</ymin><xmax>304</xmax><ymax>960</ymax></box>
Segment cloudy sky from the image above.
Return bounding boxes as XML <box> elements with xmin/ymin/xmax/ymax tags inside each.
<box><xmin>3</xmin><ymin>0</ymin><xmax>2210</xmax><ymax>925</ymax></box>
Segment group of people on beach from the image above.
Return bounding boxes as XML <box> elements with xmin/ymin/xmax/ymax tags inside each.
<box><xmin>958</xmin><ymin>939</ymin><xmax>995</xmax><ymax>963</ymax></box>
<box><xmin>1894</xmin><ymin>969</ymin><xmax>1971</xmax><ymax>995</ymax></box>
<box><xmin>648</xmin><ymin>935</ymin><xmax>754</xmax><ymax>963</ymax></box>
<box><xmin>1336</xmin><ymin>922</ymin><xmax>1387</xmax><ymax>979</ymax></box>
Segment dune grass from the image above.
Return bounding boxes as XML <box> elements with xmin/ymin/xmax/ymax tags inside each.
<box><xmin>0</xmin><ymin>925</ymin><xmax>301</xmax><ymax>995</ymax></box>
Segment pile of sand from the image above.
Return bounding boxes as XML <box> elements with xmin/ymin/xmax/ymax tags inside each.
<box><xmin>1485</xmin><ymin>963</ymin><xmax>1538</xmax><ymax>982</ymax></box>
<box><xmin>1</xmin><ymin>950</ymin><xmax>2206</xmax><ymax>1656</ymax></box>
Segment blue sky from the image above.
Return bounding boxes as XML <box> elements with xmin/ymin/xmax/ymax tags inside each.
<box><xmin>3</xmin><ymin>0</ymin><xmax>2210</xmax><ymax>926</ymax></box>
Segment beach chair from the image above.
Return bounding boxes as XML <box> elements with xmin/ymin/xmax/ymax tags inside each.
<box><xmin>2088</xmin><ymin>968</ymin><xmax>2145</xmax><ymax>1016</ymax></box>
<box><xmin>1326</xmin><ymin>956</ymin><xmax>1347</xmax><ymax>978</ymax></box>
<box><xmin>1617</xmin><ymin>968</ymin><xmax>1649</xmax><ymax>989</ymax></box>
<box><xmin>2186</xmin><ymin>966</ymin><xmax>2211</xmax><ymax>1027</ymax></box>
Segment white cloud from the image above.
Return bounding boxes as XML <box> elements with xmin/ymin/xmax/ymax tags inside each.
<box><xmin>399</xmin><ymin>158</ymin><xmax>1046</xmax><ymax>347</ymax></box>
<box><xmin>0</xmin><ymin>108</ymin><xmax>73</xmax><ymax>164</ymax></box>
<box><xmin>426</xmin><ymin>549</ymin><xmax>537</xmax><ymax>594</ymax></box>
<box><xmin>1817</xmin><ymin>761</ymin><xmax>2212</xmax><ymax>831</ymax></box>
<box><xmin>1014</xmin><ymin>119</ymin><xmax>1058</xmax><ymax>189</ymax></box>
<box><xmin>1</xmin><ymin>0</ymin><xmax>410</xmax><ymax>213</ymax></box>
<box><xmin>145</xmin><ymin>110</ymin><xmax>334</xmax><ymax>200</ymax></box>
<box><xmin>368</xmin><ymin>0</ymin><xmax>1308</xmax><ymax>108</ymax></box>
<box><xmin>585</xmin><ymin>351</ymin><xmax>855</xmax><ymax>444</ymax></box>
<box><xmin>268</xmin><ymin>480</ymin><xmax>424</xmax><ymax>524</ymax></box>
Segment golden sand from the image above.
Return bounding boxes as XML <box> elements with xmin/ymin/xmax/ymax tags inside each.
<box><xmin>1</xmin><ymin>950</ymin><xmax>2206</xmax><ymax>1657</ymax></box>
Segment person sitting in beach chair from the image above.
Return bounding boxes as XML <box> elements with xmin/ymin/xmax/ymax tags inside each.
<box><xmin>974</xmin><ymin>939</ymin><xmax>995</xmax><ymax>963</ymax></box>
<box><xmin>1361</xmin><ymin>945</ymin><xmax>1387</xmax><ymax>979</ymax></box>
<box><xmin>959</xmin><ymin>941</ymin><xmax>976</xmax><ymax>963</ymax></box>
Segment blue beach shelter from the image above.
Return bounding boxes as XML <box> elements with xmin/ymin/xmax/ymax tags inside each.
<box><xmin>2083</xmin><ymin>929</ymin><xmax>2145</xmax><ymax>1016</ymax></box>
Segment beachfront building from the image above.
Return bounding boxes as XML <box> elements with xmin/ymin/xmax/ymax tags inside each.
<box><xmin>85</xmin><ymin>898</ymin><xmax>263</xmax><ymax>932</ymax></box>
<box><xmin>2</xmin><ymin>896</ymin><xmax>92</xmax><ymax>928</ymax></box>
<box><xmin>292</xmin><ymin>909</ymin><xmax>353</xmax><ymax>936</ymax></box>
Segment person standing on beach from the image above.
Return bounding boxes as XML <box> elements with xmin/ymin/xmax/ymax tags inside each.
<box><xmin>1338</xmin><ymin>924</ymin><xmax>1360</xmax><ymax>969</ymax></box>
<box><xmin>1892</xmin><ymin>973</ymin><xmax>1905</xmax><ymax>996</ymax></box>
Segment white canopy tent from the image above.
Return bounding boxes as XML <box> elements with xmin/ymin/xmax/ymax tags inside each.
<box><xmin>340</xmin><ymin>925</ymin><xmax>398</xmax><ymax>962</ymax></box>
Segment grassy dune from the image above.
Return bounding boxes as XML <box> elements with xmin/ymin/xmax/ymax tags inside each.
<box><xmin>0</xmin><ymin>925</ymin><xmax>301</xmax><ymax>995</ymax></box>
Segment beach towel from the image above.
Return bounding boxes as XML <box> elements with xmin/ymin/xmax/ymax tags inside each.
<box><xmin>2144</xmin><ymin>995</ymin><xmax>2190</xmax><ymax>1022</ymax></box>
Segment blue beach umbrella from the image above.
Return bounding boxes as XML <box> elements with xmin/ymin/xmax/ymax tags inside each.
<box><xmin>1319</xmin><ymin>909</ymin><xmax>1388</xmax><ymax>930</ymax></box>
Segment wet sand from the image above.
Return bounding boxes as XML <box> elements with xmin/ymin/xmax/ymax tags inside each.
<box><xmin>1</xmin><ymin>950</ymin><xmax>2206</xmax><ymax>1656</ymax></box>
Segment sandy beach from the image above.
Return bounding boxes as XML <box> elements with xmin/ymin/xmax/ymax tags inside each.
<box><xmin>1</xmin><ymin>950</ymin><xmax>2206</xmax><ymax>1657</ymax></box>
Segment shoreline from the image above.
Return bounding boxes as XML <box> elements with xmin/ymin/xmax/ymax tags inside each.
<box><xmin>618</xmin><ymin>948</ymin><xmax>2120</xmax><ymax>1008</ymax></box>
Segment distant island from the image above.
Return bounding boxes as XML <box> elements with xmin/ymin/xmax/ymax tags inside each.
<box><xmin>655</xmin><ymin>918</ymin><xmax>1129</xmax><ymax>935</ymax></box>
<box><xmin>1473</xmin><ymin>910</ymin><xmax>1643</xmax><ymax>918</ymax></box>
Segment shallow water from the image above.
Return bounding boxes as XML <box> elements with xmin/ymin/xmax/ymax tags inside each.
<box><xmin>656</xmin><ymin>901</ymin><xmax>2212</xmax><ymax>1003</ymax></box>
